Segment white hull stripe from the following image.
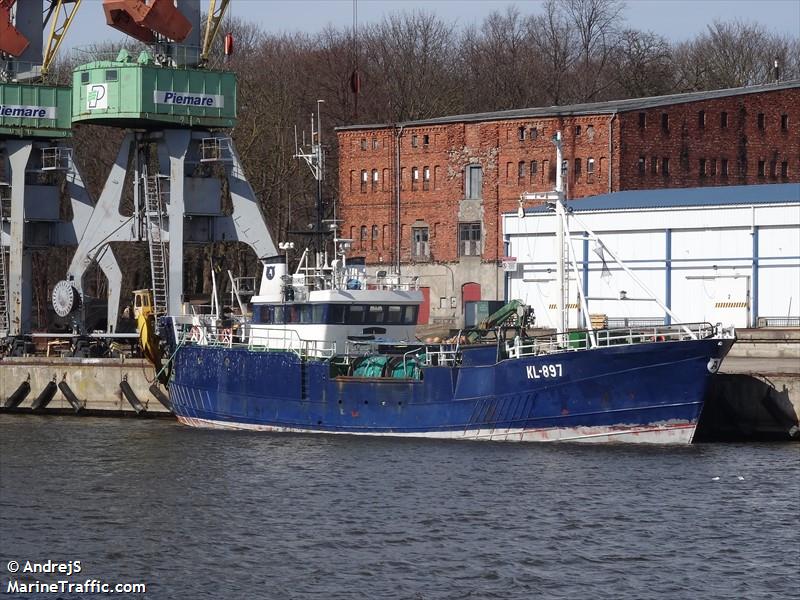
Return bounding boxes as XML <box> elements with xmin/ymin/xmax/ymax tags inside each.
<box><xmin>175</xmin><ymin>416</ymin><xmax>696</xmax><ymax>444</ymax></box>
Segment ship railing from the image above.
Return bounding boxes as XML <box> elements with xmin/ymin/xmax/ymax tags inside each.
<box><xmin>246</xmin><ymin>326</ymin><xmax>337</xmax><ymax>360</ymax></box>
<box><xmin>418</xmin><ymin>346</ymin><xmax>460</xmax><ymax>367</ymax></box>
<box><xmin>506</xmin><ymin>322</ymin><xmax>717</xmax><ymax>358</ymax></box>
<box><xmin>365</xmin><ymin>273</ymin><xmax>421</xmax><ymax>291</ymax></box>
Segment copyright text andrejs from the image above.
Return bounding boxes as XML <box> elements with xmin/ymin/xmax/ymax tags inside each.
<box><xmin>4</xmin><ymin>560</ymin><xmax>146</xmax><ymax>595</ymax></box>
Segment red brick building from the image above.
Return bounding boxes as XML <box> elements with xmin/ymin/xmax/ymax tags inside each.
<box><xmin>335</xmin><ymin>81</ymin><xmax>800</xmax><ymax>326</ymax></box>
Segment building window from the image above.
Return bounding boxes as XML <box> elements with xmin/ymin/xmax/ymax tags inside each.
<box><xmin>781</xmin><ymin>114</ymin><xmax>789</xmax><ymax>130</ymax></box>
<box><xmin>530</xmin><ymin>160</ymin><xmax>538</xmax><ymax>182</ymax></box>
<box><xmin>662</xmin><ymin>157</ymin><xmax>670</xmax><ymax>176</ymax></box>
<box><xmin>781</xmin><ymin>161</ymin><xmax>789</xmax><ymax>177</ymax></box>
<box><xmin>360</xmin><ymin>138</ymin><xmax>367</xmax><ymax>151</ymax></box>
<box><xmin>371</xmin><ymin>169</ymin><xmax>379</xmax><ymax>191</ymax></box>
<box><xmin>411</xmin><ymin>135</ymin><xmax>418</xmax><ymax>148</ymax></box>
<box><xmin>661</xmin><ymin>113</ymin><xmax>669</xmax><ymax>132</ymax></box>
<box><xmin>105</xmin><ymin>69</ymin><xmax>118</xmax><ymax>81</ymax></box>
<box><xmin>360</xmin><ymin>170</ymin><xmax>367</xmax><ymax>192</ymax></box>
<box><xmin>80</xmin><ymin>71</ymin><xmax>89</xmax><ymax>84</ymax></box>
<box><xmin>529</xmin><ymin>127</ymin><xmax>538</xmax><ymax>140</ymax></box>
<box><xmin>518</xmin><ymin>161</ymin><xmax>526</xmax><ymax>181</ymax></box>
<box><xmin>758</xmin><ymin>160</ymin><xmax>765</xmax><ymax>177</ymax></box>
<box><xmin>372</xmin><ymin>138</ymin><xmax>379</xmax><ymax>150</ymax></box>
<box><xmin>721</xmin><ymin>158</ymin><xmax>729</xmax><ymax>176</ymax></box>
<box><xmin>360</xmin><ymin>225</ymin><xmax>368</xmax><ymax>249</ymax></box>
<box><xmin>699</xmin><ymin>158</ymin><xmax>707</xmax><ymax>177</ymax></box>
<box><xmin>423</xmin><ymin>134</ymin><xmax>429</xmax><ymax>146</ymax></box>
<box><xmin>721</xmin><ymin>112</ymin><xmax>728</xmax><ymax>128</ymax></box>
<box><xmin>459</xmin><ymin>222</ymin><xmax>481</xmax><ymax>257</ymax></box>
<box><xmin>423</xmin><ymin>166</ymin><xmax>430</xmax><ymax>190</ymax></box>
<box><xmin>638</xmin><ymin>157</ymin><xmax>645</xmax><ymax>175</ymax></box>
<box><xmin>574</xmin><ymin>158</ymin><xmax>582</xmax><ymax>178</ymax></box>
<box><xmin>711</xmin><ymin>158</ymin><xmax>717</xmax><ymax>176</ymax></box>
<box><xmin>518</xmin><ymin>127</ymin><xmax>526</xmax><ymax>141</ymax></box>
<box><xmin>411</xmin><ymin>167</ymin><xmax>419</xmax><ymax>190</ymax></box>
<box><xmin>587</xmin><ymin>158</ymin><xmax>595</xmax><ymax>174</ymax></box>
<box><xmin>757</xmin><ymin>113</ymin><xmax>765</xmax><ymax>130</ymax></box>
<box><xmin>650</xmin><ymin>157</ymin><xmax>658</xmax><ymax>175</ymax></box>
<box><xmin>638</xmin><ymin>112</ymin><xmax>646</xmax><ymax>128</ymax></box>
<box><xmin>412</xmin><ymin>226</ymin><xmax>429</xmax><ymax>258</ymax></box>
<box><xmin>372</xmin><ymin>224</ymin><xmax>379</xmax><ymax>244</ymax></box>
<box><xmin>575</xmin><ymin>125</ymin><xmax>581</xmax><ymax>137</ymax></box>
<box><xmin>698</xmin><ymin>110</ymin><xmax>705</xmax><ymax>129</ymax></box>
<box><xmin>770</xmin><ymin>160</ymin><xmax>777</xmax><ymax>178</ymax></box>
<box><xmin>586</xmin><ymin>125</ymin><xmax>594</xmax><ymax>140</ymax></box>
<box><xmin>465</xmin><ymin>165</ymin><xmax>482</xmax><ymax>200</ymax></box>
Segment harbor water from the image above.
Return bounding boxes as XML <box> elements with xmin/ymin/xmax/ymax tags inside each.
<box><xmin>0</xmin><ymin>414</ymin><xmax>797</xmax><ymax>599</ymax></box>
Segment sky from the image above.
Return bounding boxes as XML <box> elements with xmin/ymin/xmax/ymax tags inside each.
<box><xmin>63</xmin><ymin>0</ymin><xmax>800</xmax><ymax>50</ymax></box>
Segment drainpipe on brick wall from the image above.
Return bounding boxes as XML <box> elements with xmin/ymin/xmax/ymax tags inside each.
<box><xmin>608</xmin><ymin>111</ymin><xmax>617</xmax><ymax>192</ymax></box>
<box><xmin>395</xmin><ymin>124</ymin><xmax>405</xmax><ymax>277</ymax></box>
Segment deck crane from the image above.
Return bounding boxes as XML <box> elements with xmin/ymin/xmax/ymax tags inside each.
<box><xmin>1</xmin><ymin>0</ymin><xmax>95</xmax><ymax>342</ymax></box>
<box><xmin>54</xmin><ymin>0</ymin><xmax>272</xmax><ymax>339</ymax></box>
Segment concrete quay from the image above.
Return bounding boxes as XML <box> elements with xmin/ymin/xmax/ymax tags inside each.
<box><xmin>0</xmin><ymin>357</ymin><xmax>170</xmax><ymax>416</ymax></box>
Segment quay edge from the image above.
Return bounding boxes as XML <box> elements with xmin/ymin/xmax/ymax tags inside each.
<box><xmin>0</xmin><ymin>357</ymin><xmax>171</xmax><ymax>416</ymax></box>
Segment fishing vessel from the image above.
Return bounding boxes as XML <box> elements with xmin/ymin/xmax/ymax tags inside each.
<box><xmin>159</xmin><ymin>129</ymin><xmax>735</xmax><ymax>444</ymax></box>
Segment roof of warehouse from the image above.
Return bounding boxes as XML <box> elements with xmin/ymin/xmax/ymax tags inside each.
<box><xmin>336</xmin><ymin>80</ymin><xmax>799</xmax><ymax>131</ymax></box>
<box><xmin>511</xmin><ymin>183</ymin><xmax>800</xmax><ymax>216</ymax></box>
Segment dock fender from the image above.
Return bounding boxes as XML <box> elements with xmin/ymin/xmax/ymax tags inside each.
<box><xmin>31</xmin><ymin>378</ymin><xmax>58</xmax><ymax>411</ymax></box>
<box><xmin>58</xmin><ymin>376</ymin><xmax>85</xmax><ymax>413</ymax></box>
<box><xmin>120</xmin><ymin>375</ymin><xmax>146</xmax><ymax>414</ymax></box>
<box><xmin>4</xmin><ymin>375</ymin><xmax>31</xmax><ymax>409</ymax></box>
<box><xmin>149</xmin><ymin>384</ymin><xmax>172</xmax><ymax>411</ymax></box>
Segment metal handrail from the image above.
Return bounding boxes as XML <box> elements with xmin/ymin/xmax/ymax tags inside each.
<box><xmin>506</xmin><ymin>322</ymin><xmax>719</xmax><ymax>359</ymax></box>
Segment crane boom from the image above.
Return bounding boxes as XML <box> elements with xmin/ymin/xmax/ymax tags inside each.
<box><xmin>42</xmin><ymin>0</ymin><xmax>82</xmax><ymax>77</ymax></box>
<box><xmin>200</xmin><ymin>0</ymin><xmax>230</xmax><ymax>62</ymax></box>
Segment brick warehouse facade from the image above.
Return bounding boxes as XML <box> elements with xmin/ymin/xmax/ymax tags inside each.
<box><xmin>335</xmin><ymin>81</ymin><xmax>800</xmax><ymax>327</ymax></box>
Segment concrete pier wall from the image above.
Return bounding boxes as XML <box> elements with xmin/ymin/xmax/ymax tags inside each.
<box><xmin>0</xmin><ymin>357</ymin><xmax>170</xmax><ymax>415</ymax></box>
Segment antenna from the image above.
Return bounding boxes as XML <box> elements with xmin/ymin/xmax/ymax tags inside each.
<box><xmin>294</xmin><ymin>99</ymin><xmax>327</xmax><ymax>245</ymax></box>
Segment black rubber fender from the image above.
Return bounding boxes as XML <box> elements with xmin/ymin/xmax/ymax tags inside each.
<box><xmin>4</xmin><ymin>381</ymin><xmax>31</xmax><ymax>409</ymax></box>
<box><xmin>120</xmin><ymin>380</ymin><xmax>145</xmax><ymax>414</ymax></box>
<box><xmin>58</xmin><ymin>381</ymin><xmax>84</xmax><ymax>413</ymax></box>
<box><xmin>31</xmin><ymin>381</ymin><xmax>58</xmax><ymax>411</ymax></box>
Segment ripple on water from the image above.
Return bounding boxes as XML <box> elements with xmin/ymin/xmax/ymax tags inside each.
<box><xmin>0</xmin><ymin>416</ymin><xmax>798</xmax><ymax>599</ymax></box>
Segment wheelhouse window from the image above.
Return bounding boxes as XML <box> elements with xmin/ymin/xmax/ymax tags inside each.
<box><xmin>253</xmin><ymin>303</ymin><xmax>418</xmax><ymax>326</ymax></box>
<box><xmin>459</xmin><ymin>222</ymin><xmax>481</xmax><ymax>257</ymax></box>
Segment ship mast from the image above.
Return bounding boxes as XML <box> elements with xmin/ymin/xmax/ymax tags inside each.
<box><xmin>294</xmin><ymin>99</ymin><xmax>326</xmax><ymax>254</ymax></box>
<box><xmin>553</xmin><ymin>131</ymin><xmax>568</xmax><ymax>336</ymax></box>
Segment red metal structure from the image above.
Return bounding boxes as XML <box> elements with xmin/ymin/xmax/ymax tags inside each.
<box><xmin>0</xmin><ymin>0</ymin><xmax>30</xmax><ymax>56</ymax></box>
<box><xmin>102</xmin><ymin>0</ymin><xmax>192</xmax><ymax>43</ymax></box>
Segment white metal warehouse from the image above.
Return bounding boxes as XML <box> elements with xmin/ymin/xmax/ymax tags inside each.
<box><xmin>502</xmin><ymin>183</ymin><xmax>800</xmax><ymax>330</ymax></box>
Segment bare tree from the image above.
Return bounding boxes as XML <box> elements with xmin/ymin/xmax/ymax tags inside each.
<box><xmin>609</xmin><ymin>29</ymin><xmax>675</xmax><ymax>98</ymax></box>
<box><xmin>360</xmin><ymin>11</ymin><xmax>462</xmax><ymax>122</ymax></box>
<box><xmin>673</xmin><ymin>20</ymin><xmax>799</xmax><ymax>90</ymax></box>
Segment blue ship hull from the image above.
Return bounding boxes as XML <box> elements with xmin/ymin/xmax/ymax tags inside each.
<box><xmin>167</xmin><ymin>337</ymin><xmax>734</xmax><ymax>443</ymax></box>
